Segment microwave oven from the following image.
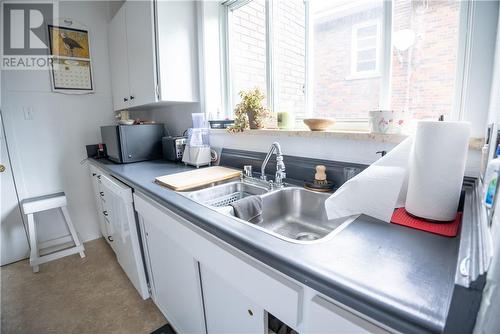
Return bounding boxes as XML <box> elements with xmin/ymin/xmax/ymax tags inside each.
<box><xmin>100</xmin><ymin>124</ymin><xmax>165</xmax><ymax>163</ymax></box>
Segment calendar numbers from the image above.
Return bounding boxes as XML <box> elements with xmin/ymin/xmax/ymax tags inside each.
<box><xmin>52</xmin><ymin>59</ymin><xmax>92</xmax><ymax>90</ymax></box>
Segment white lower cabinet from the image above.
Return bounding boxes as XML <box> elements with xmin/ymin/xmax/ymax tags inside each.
<box><xmin>200</xmin><ymin>264</ymin><xmax>266</xmax><ymax>334</ymax></box>
<box><xmin>306</xmin><ymin>295</ymin><xmax>390</xmax><ymax>334</ymax></box>
<box><xmin>88</xmin><ymin>165</ymin><xmax>108</xmax><ymax>239</ymax></box>
<box><xmin>137</xmin><ymin>197</ymin><xmax>206</xmax><ymax>334</ymax></box>
<box><xmin>133</xmin><ymin>192</ymin><xmax>395</xmax><ymax>334</ymax></box>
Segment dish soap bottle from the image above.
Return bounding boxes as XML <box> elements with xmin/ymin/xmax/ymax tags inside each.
<box><xmin>484</xmin><ymin>145</ymin><xmax>500</xmax><ymax>208</ymax></box>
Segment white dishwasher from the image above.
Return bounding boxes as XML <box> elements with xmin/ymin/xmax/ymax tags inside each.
<box><xmin>100</xmin><ymin>174</ymin><xmax>149</xmax><ymax>299</ymax></box>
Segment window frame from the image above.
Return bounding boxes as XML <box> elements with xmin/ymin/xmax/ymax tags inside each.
<box><xmin>349</xmin><ymin>19</ymin><xmax>382</xmax><ymax>78</ymax></box>
<box><xmin>220</xmin><ymin>0</ymin><xmax>470</xmax><ymax>129</ymax></box>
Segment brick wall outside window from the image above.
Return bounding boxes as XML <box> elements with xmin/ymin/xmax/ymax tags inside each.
<box><xmin>228</xmin><ymin>0</ymin><xmax>460</xmax><ymax>122</ymax></box>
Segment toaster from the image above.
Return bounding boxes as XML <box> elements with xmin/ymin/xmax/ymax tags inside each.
<box><xmin>162</xmin><ymin>136</ymin><xmax>187</xmax><ymax>161</ymax></box>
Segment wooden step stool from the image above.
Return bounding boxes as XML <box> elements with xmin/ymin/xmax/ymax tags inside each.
<box><xmin>21</xmin><ymin>192</ymin><xmax>85</xmax><ymax>272</ymax></box>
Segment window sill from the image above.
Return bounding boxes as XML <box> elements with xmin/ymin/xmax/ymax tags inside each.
<box><xmin>210</xmin><ymin>128</ymin><xmax>484</xmax><ymax>150</ymax></box>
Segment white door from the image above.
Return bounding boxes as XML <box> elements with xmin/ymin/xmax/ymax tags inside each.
<box><xmin>0</xmin><ymin>113</ymin><xmax>29</xmax><ymax>265</ymax></box>
<box><xmin>108</xmin><ymin>5</ymin><xmax>131</xmax><ymax>111</ymax></box>
<box><xmin>125</xmin><ymin>0</ymin><xmax>157</xmax><ymax>108</ymax></box>
<box><xmin>200</xmin><ymin>264</ymin><xmax>265</xmax><ymax>334</ymax></box>
<box><xmin>140</xmin><ymin>209</ymin><xmax>206</xmax><ymax>334</ymax></box>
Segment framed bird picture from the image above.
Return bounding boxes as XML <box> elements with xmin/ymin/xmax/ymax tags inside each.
<box><xmin>48</xmin><ymin>25</ymin><xmax>90</xmax><ymax>59</ymax></box>
<box><xmin>48</xmin><ymin>20</ymin><xmax>94</xmax><ymax>93</ymax></box>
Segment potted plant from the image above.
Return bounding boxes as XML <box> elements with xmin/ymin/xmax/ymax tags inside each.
<box><xmin>228</xmin><ymin>88</ymin><xmax>270</xmax><ymax>133</ymax></box>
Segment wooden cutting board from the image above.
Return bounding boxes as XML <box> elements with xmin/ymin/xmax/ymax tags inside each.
<box><xmin>155</xmin><ymin>166</ymin><xmax>241</xmax><ymax>191</ymax></box>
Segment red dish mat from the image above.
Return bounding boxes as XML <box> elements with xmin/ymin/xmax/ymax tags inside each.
<box><xmin>390</xmin><ymin>208</ymin><xmax>462</xmax><ymax>237</ymax></box>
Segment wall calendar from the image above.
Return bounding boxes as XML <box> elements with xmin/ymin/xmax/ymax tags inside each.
<box><xmin>48</xmin><ymin>19</ymin><xmax>94</xmax><ymax>93</ymax></box>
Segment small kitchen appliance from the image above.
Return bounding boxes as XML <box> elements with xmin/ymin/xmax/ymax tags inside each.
<box><xmin>101</xmin><ymin>124</ymin><xmax>165</xmax><ymax>163</ymax></box>
<box><xmin>162</xmin><ymin>136</ymin><xmax>187</xmax><ymax>162</ymax></box>
<box><xmin>182</xmin><ymin>114</ymin><xmax>212</xmax><ymax>168</ymax></box>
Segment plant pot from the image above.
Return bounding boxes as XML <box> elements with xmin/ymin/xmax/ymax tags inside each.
<box><xmin>247</xmin><ymin>110</ymin><xmax>263</xmax><ymax>129</ymax></box>
<box><xmin>369</xmin><ymin>110</ymin><xmax>406</xmax><ymax>134</ymax></box>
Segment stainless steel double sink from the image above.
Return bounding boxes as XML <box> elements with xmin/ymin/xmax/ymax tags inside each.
<box><xmin>181</xmin><ymin>180</ymin><xmax>355</xmax><ymax>243</ymax></box>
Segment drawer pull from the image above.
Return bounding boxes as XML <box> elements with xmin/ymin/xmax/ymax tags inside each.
<box><xmin>103</xmin><ymin>211</ymin><xmax>108</xmax><ymax>216</ymax></box>
<box><xmin>107</xmin><ymin>236</ymin><xmax>114</xmax><ymax>242</ymax></box>
<box><xmin>100</xmin><ymin>191</ymin><xmax>104</xmax><ymax>196</ymax></box>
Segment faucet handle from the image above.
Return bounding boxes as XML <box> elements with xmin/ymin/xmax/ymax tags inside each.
<box><xmin>243</xmin><ymin>165</ymin><xmax>253</xmax><ymax>178</ymax></box>
<box><xmin>314</xmin><ymin>165</ymin><xmax>327</xmax><ymax>181</ymax></box>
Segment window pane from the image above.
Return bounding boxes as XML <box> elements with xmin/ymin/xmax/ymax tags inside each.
<box><xmin>312</xmin><ymin>0</ymin><xmax>383</xmax><ymax>120</ymax></box>
<box><xmin>357</xmin><ymin>37</ymin><xmax>377</xmax><ymax>49</ymax></box>
<box><xmin>357</xmin><ymin>49</ymin><xmax>376</xmax><ymax>62</ymax></box>
<box><xmin>358</xmin><ymin>24</ymin><xmax>377</xmax><ymax>38</ymax></box>
<box><xmin>357</xmin><ymin>61</ymin><xmax>376</xmax><ymax>72</ymax></box>
<box><xmin>272</xmin><ymin>0</ymin><xmax>306</xmax><ymax>119</ymax></box>
<box><xmin>229</xmin><ymin>0</ymin><xmax>267</xmax><ymax>110</ymax></box>
<box><xmin>390</xmin><ymin>0</ymin><xmax>460</xmax><ymax>120</ymax></box>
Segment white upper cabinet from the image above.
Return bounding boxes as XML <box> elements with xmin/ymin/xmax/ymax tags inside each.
<box><xmin>108</xmin><ymin>0</ymin><xmax>199</xmax><ymax>111</ymax></box>
<box><xmin>108</xmin><ymin>7</ymin><xmax>130</xmax><ymax>111</ymax></box>
<box><xmin>156</xmin><ymin>0</ymin><xmax>199</xmax><ymax>103</ymax></box>
<box><xmin>125</xmin><ymin>0</ymin><xmax>157</xmax><ymax>108</ymax></box>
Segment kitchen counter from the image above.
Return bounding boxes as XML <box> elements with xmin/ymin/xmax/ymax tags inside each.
<box><xmin>89</xmin><ymin>158</ymin><xmax>480</xmax><ymax>334</ymax></box>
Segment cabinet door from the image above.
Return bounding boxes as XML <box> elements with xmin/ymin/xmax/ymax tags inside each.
<box><xmin>140</xmin><ymin>208</ymin><xmax>206</xmax><ymax>334</ymax></box>
<box><xmin>156</xmin><ymin>0</ymin><xmax>199</xmax><ymax>102</ymax></box>
<box><xmin>89</xmin><ymin>166</ymin><xmax>107</xmax><ymax>238</ymax></box>
<box><xmin>125</xmin><ymin>0</ymin><xmax>157</xmax><ymax>108</ymax></box>
<box><xmin>306</xmin><ymin>295</ymin><xmax>390</xmax><ymax>334</ymax></box>
<box><xmin>108</xmin><ymin>6</ymin><xmax>130</xmax><ymax>111</ymax></box>
<box><xmin>201</xmin><ymin>264</ymin><xmax>265</xmax><ymax>334</ymax></box>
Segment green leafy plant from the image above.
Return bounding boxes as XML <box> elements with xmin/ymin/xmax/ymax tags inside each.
<box><xmin>228</xmin><ymin>88</ymin><xmax>270</xmax><ymax>133</ymax></box>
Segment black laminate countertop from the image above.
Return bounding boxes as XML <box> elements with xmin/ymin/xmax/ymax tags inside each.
<box><xmin>89</xmin><ymin>158</ymin><xmax>465</xmax><ymax>334</ymax></box>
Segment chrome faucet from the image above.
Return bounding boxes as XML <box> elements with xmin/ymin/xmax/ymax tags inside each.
<box><xmin>261</xmin><ymin>142</ymin><xmax>286</xmax><ymax>188</ymax></box>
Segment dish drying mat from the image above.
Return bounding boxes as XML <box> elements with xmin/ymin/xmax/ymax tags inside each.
<box><xmin>390</xmin><ymin>208</ymin><xmax>462</xmax><ymax>237</ymax></box>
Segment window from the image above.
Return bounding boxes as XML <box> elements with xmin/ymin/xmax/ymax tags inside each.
<box><xmin>222</xmin><ymin>0</ymin><xmax>464</xmax><ymax>128</ymax></box>
<box><xmin>351</xmin><ymin>20</ymin><xmax>381</xmax><ymax>76</ymax></box>
<box><xmin>227</xmin><ymin>0</ymin><xmax>268</xmax><ymax>111</ymax></box>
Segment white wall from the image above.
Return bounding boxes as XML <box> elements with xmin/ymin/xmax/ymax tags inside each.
<box><xmin>1</xmin><ymin>1</ymin><xmax>115</xmax><ymax>243</ymax></box>
<box><xmin>473</xmin><ymin>4</ymin><xmax>500</xmax><ymax>333</ymax></box>
<box><xmin>463</xmin><ymin>0</ymin><xmax>499</xmax><ymax>137</ymax></box>
<box><xmin>210</xmin><ymin>131</ymin><xmax>482</xmax><ymax>176</ymax></box>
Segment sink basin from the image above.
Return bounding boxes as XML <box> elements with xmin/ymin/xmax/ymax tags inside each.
<box><xmin>182</xmin><ymin>180</ymin><xmax>355</xmax><ymax>243</ymax></box>
<box><xmin>257</xmin><ymin>188</ymin><xmax>349</xmax><ymax>241</ymax></box>
<box><xmin>184</xmin><ymin>181</ymin><xmax>268</xmax><ymax>207</ymax></box>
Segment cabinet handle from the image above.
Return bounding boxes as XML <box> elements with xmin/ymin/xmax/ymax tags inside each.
<box><xmin>130</xmin><ymin>95</ymin><xmax>135</xmax><ymax>100</ymax></box>
<box><xmin>100</xmin><ymin>191</ymin><xmax>104</xmax><ymax>196</ymax></box>
<box><xmin>107</xmin><ymin>236</ymin><xmax>114</xmax><ymax>242</ymax></box>
<box><xmin>123</xmin><ymin>97</ymin><xmax>128</xmax><ymax>102</ymax></box>
<box><xmin>92</xmin><ymin>173</ymin><xmax>96</xmax><ymax>176</ymax></box>
<box><xmin>103</xmin><ymin>211</ymin><xmax>108</xmax><ymax>216</ymax></box>
<box><xmin>97</xmin><ymin>175</ymin><xmax>101</xmax><ymax>180</ymax></box>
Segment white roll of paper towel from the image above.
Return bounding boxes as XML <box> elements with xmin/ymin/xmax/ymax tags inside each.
<box><xmin>405</xmin><ymin>121</ymin><xmax>470</xmax><ymax>221</ymax></box>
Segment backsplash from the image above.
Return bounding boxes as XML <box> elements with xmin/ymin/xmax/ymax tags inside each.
<box><xmin>220</xmin><ymin>148</ymin><xmax>368</xmax><ymax>187</ymax></box>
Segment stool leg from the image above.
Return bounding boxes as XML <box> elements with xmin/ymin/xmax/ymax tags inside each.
<box><xmin>27</xmin><ymin>214</ymin><xmax>39</xmax><ymax>273</ymax></box>
<box><xmin>61</xmin><ymin>206</ymin><xmax>86</xmax><ymax>258</ymax></box>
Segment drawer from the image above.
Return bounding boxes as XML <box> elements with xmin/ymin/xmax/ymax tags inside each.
<box><xmin>306</xmin><ymin>295</ymin><xmax>391</xmax><ymax>334</ymax></box>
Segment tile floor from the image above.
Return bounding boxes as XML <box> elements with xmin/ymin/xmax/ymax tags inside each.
<box><xmin>1</xmin><ymin>238</ymin><xmax>166</xmax><ymax>334</ymax></box>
